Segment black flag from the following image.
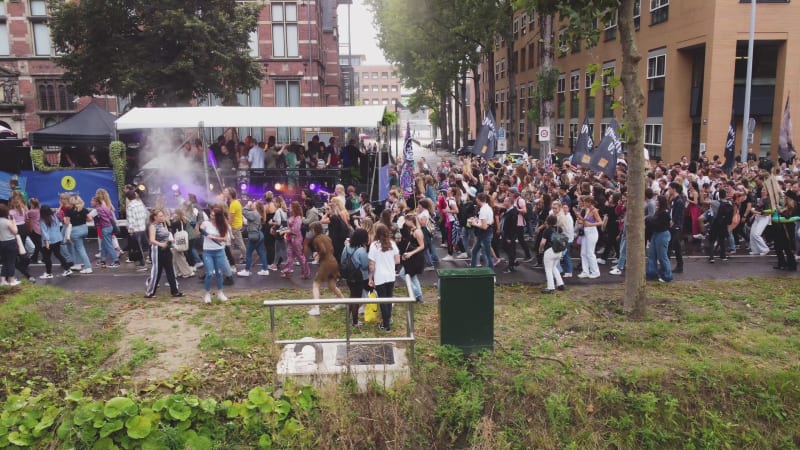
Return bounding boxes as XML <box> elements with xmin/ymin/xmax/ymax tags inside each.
<box><xmin>572</xmin><ymin>116</ymin><xmax>594</xmax><ymax>169</ymax></box>
<box><xmin>590</xmin><ymin>119</ymin><xmax>621</xmax><ymax>179</ymax></box>
<box><xmin>472</xmin><ymin>110</ymin><xmax>498</xmax><ymax>159</ymax></box>
<box><xmin>723</xmin><ymin>118</ymin><xmax>736</xmax><ymax>174</ymax></box>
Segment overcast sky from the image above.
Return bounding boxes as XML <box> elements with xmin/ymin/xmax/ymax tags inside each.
<box><xmin>337</xmin><ymin>0</ymin><xmax>388</xmax><ymax>65</ymax></box>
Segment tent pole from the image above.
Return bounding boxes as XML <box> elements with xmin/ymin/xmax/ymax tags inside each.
<box><xmin>200</xmin><ymin>121</ymin><xmax>211</xmax><ymax>203</ymax></box>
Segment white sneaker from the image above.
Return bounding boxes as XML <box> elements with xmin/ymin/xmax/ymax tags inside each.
<box><xmin>358</xmin><ymin>305</ymin><xmax>365</xmax><ymax>314</ymax></box>
<box><xmin>562</xmin><ymin>272</ymin><xmax>573</xmax><ymax>278</ymax></box>
<box><xmin>295</xmin><ymin>261</ymin><xmax>300</xmax><ymax>266</ymax></box>
<box><xmin>217</xmin><ymin>291</ymin><xmax>228</xmax><ymax>302</ymax></box>
<box><xmin>8</xmin><ymin>279</ymin><xmax>20</xmax><ymax>286</ymax></box>
<box><xmin>333</xmin><ymin>304</ymin><xmax>346</xmax><ymax>310</ymax></box>
<box><xmin>456</xmin><ymin>252</ymin><xmax>469</xmax><ymax>259</ymax></box>
<box><xmin>94</xmin><ymin>253</ymin><xmax>101</xmax><ymax>258</ymax></box>
<box><xmin>195</xmin><ymin>262</ymin><xmax>204</xmax><ymax>269</ymax></box>
<box><xmin>39</xmin><ymin>273</ymin><xmax>54</xmax><ymax>280</ymax></box>
<box><xmin>577</xmin><ymin>272</ymin><xmax>590</xmax><ymax>278</ymax></box>
<box><xmin>609</xmin><ymin>267</ymin><xmax>622</xmax><ymax>275</ymax></box>
<box><xmin>441</xmin><ymin>255</ymin><xmax>455</xmax><ymax>261</ymax></box>
<box><xmin>307</xmin><ymin>306</ymin><xmax>321</xmax><ymax>316</ymax></box>
<box><xmin>588</xmin><ymin>273</ymin><xmax>601</xmax><ymax>279</ymax></box>
<box><xmin>237</xmin><ymin>270</ymin><xmax>251</xmax><ymax>277</ymax></box>
<box><xmin>596</xmin><ymin>258</ymin><xmax>606</xmax><ymax>265</ymax></box>
<box><xmin>71</xmin><ymin>264</ymin><xmax>83</xmax><ymax>271</ymax></box>
<box><xmin>257</xmin><ymin>270</ymin><xmax>270</xmax><ymax>276</ymax></box>
<box><xmin>0</xmin><ymin>280</ymin><xmax>8</xmax><ymax>286</ymax></box>
<box><xmin>63</xmin><ymin>269</ymin><xmax>72</xmax><ymax>277</ymax></box>
<box><xmin>693</xmin><ymin>234</ymin><xmax>705</xmax><ymax>240</ymax></box>
<box><xmin>80</xmin><ymin>268</ymin><xmax>93</xmax><ymax>274</ymax></box>
<box><xmin>203</xmin><ymin>293</ymin><xmax>212</xmax><ymax>304</ymax></box>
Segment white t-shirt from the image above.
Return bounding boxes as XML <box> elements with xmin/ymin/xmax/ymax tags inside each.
<box><xmin>368</xmin><ymin>240</ymin><xmax>399</xmax><ymax>286</ymax></box>
<box><xmin>418</xmin><ymin>209</ymin><xmax>431</xmax><ymax>227</ymax></box>
<box><xmin>202</xmin><ymin>221</ymin><xmax>227</xmax><ymax>251</ymax></box>
<box><xmin>478</xmin><ymin>203</ymin><xmax>493</xmax><ymax>228</ymax></box>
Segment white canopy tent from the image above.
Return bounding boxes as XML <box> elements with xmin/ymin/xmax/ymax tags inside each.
<box><xmin>114</xmin><ymin>105</ymin><xmax>387</xmax><ymax>130</ymax></box>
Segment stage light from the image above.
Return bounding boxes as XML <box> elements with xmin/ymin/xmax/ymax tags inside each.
<box><xmin>309</xmin><ymin>183</ymin><xmax>317</xmax><ymax>191</ymax></box>
<box><xmin>209</xmin><ymin>183</ymin><xmax>214</xmax><ymax>191</ymax></box>
<box><xmin>137</xmin><ymin>184</ymin><xmax>146</xmax><ymax>192</ymax></box>
<box><xmin>274</xmin><ymin>182</ymin><xmax>283</xmax><ymax>191</ymax></box>
<box><xmin>240</xmin><ymin>183</ymin><xmax>247</xmax><ymax>191</ymax></box>
<box><xmin>171</xmin><ymin>184</ymin><xmax>179</xmax><ymax>191</ymax></box>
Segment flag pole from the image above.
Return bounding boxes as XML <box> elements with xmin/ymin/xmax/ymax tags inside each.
<box><xmin>740</xmin><ymin>0</ymin><xmax>756</xmax><ymax>164</ymax></box>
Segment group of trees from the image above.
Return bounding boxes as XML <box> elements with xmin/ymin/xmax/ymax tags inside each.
<box><xmin>368</xmin><ymin>0</ymin><xmax>650</xmax><ymax>317</ymax></box>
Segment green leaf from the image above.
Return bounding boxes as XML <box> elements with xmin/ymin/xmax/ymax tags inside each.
<box><xmin>199</xmin><ymin>399</ymin><xmax>216</xmax><ymax>414</ymax></box>
<box><xmin>33</xmin><ymin>406</ymin><xmax>60</xmax><ymax>434</ymax></box>
<box><xmin>65</xmin><ymin>391</ymin><xmax>84</xmax><ymax>402</ymax></box>
<box><xmin>92</xmin><ymin>437</ymin><xmax>120</xmax><ymax>450</ymax></box>
<box><xmin>4</xmin><ymin>395</ymin><xmax>26</xmax><ymax>412</ymax></box>
<box><xmin>247</xmin><ymin>387</ymin><xmax>270</xmax><ymax>406</ymax></box>
<box><xmin>274</xmin><ymin>400</ymin><xmax>291</xmax><ymax>421</ymax></box>
<box><xmin>7</xmin><ymin>431</ymin><xmax>33</xmax><ymax>446</ymax></box>
<box><xmin>185</xmin><ymin>435</ymin><xmax>213</xmax><ymax>450</ymax></box>
<box><xmin>0</xmin><ymin>425</ymin><xmax>7</xmax><ymax>437</ymax></box>
<box><xmin>282</xmin><ymin>418</ymin><xmax>304</xmax><ymax>436</ymax></box>
<box><xmin>99</xmin><ymin>419</ymin><xmax>124</xmax><ymax>438</ymax></box>
<box><xmin>104</xmin><ymin>397</ymin><xmax>137</xmax><ymax>419</ymax></box>
<box><xmin>56</xmin><ymin>415</ymin><xmax>72</xmax><ymax>440</ymax></box>
<box><xmin>151</xmin><ymin>398</ymin><xmax>167</xmax><ymax>412</ymax></box>
<box><xmin>184</xmin><ymin>396</ymin><xmax>199</xmax><ymax>407</ymax></box>
<box><xmin>125</xmin><ymin>415</ymin><xmax>152</xmax><ymax>439</ymax></box>
<box><xmin>258</xmin><ymin>433</ymin><xmax>272</xmax><ymax>449</ymax></box>
<box><xmin>167</xmin><ymin>404</ymin><xmax>192</xmax><ymax>422</ymax></box>
<box><xmin>73</xmin><ymin>406</ymin><xmax>96</xmax><ymax>426</ymax></box>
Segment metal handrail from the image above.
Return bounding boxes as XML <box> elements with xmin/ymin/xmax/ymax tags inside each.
<box><xmin>263</xmin><ymin>275</ymin><xmax>416</xmax><ymax>367</ymax></box>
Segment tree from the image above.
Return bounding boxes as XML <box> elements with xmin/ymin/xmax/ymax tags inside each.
<box><xmin>49</xmin><ymin>0</ymin><xmax>263</xmax><ymax>106</ymax></box>
<box><xmin>517</xmin><ymin>0</ymin><xmax>648</xmax><ymax>318</ymax></box>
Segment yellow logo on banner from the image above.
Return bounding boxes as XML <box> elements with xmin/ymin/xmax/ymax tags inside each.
<box><xmin>61</xmin><ymin>175</ymin><xmax>77</xmax><ymax>191</ymax></box>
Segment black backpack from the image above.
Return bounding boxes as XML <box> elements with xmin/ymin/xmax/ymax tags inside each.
<box><xmin>340</xmin><ymin>248</ymin><xmax>362</xmax><ymax>284</ymax></box>
<box><xmin>457</xmin><ymin>200</ymin><xmax>474</xmax><ymax>228</ymax></box>
<box><xmin>715</xmin><ymin>201</ymin><xmax>734</xmax><ymax>227</ymax></box>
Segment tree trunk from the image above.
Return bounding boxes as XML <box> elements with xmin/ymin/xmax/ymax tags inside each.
<box><xmin>447</xmin><ymin>89</ymin><xmax>454</xmax><ymax>151</ymax></box>
<box><xmin>439</xmin><ymin>89</ymin><xmax>449</xmax><ymax>147</ymax></box>
<box><xmin>540</xmin><ymin>14</ymin><xmax>554</xmax><ymax>162</ymax></box>
<box><xmin>473</xmin><ymin>64</ymin><xmax>482</xmax><ymax>135</ymax></box>
<box><xmin>619</xmin><ymin>0</ymin><xmax>647</xmax><ymax>319</ymax></box>
<box><xmin>461</xmin><ymin>71</ymin><xmax>469</xmax><ymax>144</ymax></box>
<box><xmin>454</xmin><ymin>80</ymin><xmax>461</xmax><ymax>150</ymax></box>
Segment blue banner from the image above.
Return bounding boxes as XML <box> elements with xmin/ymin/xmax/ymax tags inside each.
<box><xmin>19</xmin><ymin>169</ymin><xmax>119</xmax><ymax>210</ymax></box>
<box><xmin>0</xmin><ymin>171</ymin><xmax>28</xmax><ymax>201</ymax></box>
<box><xmin>378</xmin><ymin>164</ymin><xmax>391</xmax><ymax>201</ymax></box>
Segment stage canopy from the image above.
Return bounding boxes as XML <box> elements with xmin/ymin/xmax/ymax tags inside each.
<box><xmin>115</xmin><ymin>105</ymin><xmax>387</xmax><ymax>130</ymax></box>
<box><xmin>29</xmin><ymin>103</ymin><xmax>116</xmax><ymax>147</ymax></box>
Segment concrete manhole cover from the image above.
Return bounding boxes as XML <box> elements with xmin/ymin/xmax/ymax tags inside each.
<box><xmin>335</xmin><ymin>344</ymin><xmax>395</xmax><ymax>366</ymax></box>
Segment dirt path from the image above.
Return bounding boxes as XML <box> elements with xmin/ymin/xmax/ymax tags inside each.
<box><xmin>110</xmin><ymin>303</ymin><xmax>204</xmax><ymax>382</ymax></box>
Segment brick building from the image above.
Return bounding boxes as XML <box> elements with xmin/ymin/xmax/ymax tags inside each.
<box><xmin>484</xmin><ymin>0</ymin><xmax>799</xmax><ymax>163</ymax></box>
<box><xmin>0</xmin><ymin>0</ymin><xmax>350</xmax><ymax>144</ymax></box>
<box><xmin>353</xmin><ymin>63</ymin><xmax>402</xmax><ymax>108</ymax></box>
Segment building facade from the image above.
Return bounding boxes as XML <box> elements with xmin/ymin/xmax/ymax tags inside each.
<box><xmin>486</xmin><ymin>0</ymin><xmax>799</xmax><ymax>163</ymax></box>
<box><xmin>0</xmin><ymin>0</ymin><xmax>349</xmax><ymax>144</ymax></box>
<box><xmin>353</xmin><ymin>63</ymin><xmax>403</xmax><ymax>107</ymax></box>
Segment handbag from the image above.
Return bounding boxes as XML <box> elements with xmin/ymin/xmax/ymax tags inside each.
<box><xmin>364</xmin><ymin>291</ymin><xmax>379</xmax><ymax>324</ymax></box>
<box><xmin>173</xmin><ymin>223</ymin><xmax>189</xmax><ymax>252</ymax></box>
<box><xmin>247</xmin><ymin>229</ymin><xmax>261</xmax><ymax>242</ymax></box>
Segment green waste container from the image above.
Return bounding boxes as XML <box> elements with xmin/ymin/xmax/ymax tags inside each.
<box><xmin>437</xmin><ymin>268</ymin><xmax>495</xmax><ymax>354</ymax></box>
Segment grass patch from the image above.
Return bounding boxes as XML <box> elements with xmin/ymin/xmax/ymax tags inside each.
<box><xmin>1</xmin><ymin>276</ymin><xmax>800</xmax><ymax>448</ymax></box>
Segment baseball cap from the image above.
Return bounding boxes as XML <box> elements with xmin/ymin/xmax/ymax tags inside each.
<box><xmin>468</xmin><ymin>187</ymin><xmax>477</xmax><ymax>198</ymax></box>
<box><xmin>508</xmin><ymin>187</ymin><xmax>520</xmax><ymax>195</ymax></box>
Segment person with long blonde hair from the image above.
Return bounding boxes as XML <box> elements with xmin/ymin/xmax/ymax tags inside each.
<box><xmin>200</xmin><ymin>206</ymin><xmax>232</xmax><ymax>303</ymax></box>
<box><xmin>368</xmin><ymin>223</ymin><xmax>400</xmax><ymax>331</ymax></box>
<box><xmin>64</xmin><ymin>196</ymin><xmax>93</xmax><ymax>273</ymax></box>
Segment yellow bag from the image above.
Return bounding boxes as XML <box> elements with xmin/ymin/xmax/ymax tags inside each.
<box><xmin>364</xmin><ymin>291</ymin><xmax>379</xmax><ymax>324</ymax></box>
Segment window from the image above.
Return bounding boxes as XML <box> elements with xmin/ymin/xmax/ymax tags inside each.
<box><xmin>371</xmin><ymin>72</ymin><xmax>378</xmax><ymax>79</ymax></box>
<box><xmin>33</xmin><ymin>23</ymin><xmax>51</xmax><ymax>56</ymax></box>
<box><xmin>569</xmin><ymin>123</ymin><xmax>579</xmax><ymax>149</ymax></box>
<box><xmin>362</xmin><ymin>86</ymin><xmax>369</xmax><ymax>92</ymax></box>
<box><xmin>521</xmin><ymin>14</ymin><xmax>527</xmax><ymax>35</ymax></box>
<box><xmin>236</xmin><ymin>87</ymin><xmax>262</xmax><ymax>139</ymax></box>
<box><xmin>604</xmin><ymin>12</ymin><xmax>617</xmax><ymax>41</ymax></box>
<box><xmin>647</xmin><ymin>53</ymin><xmax>666</xmax><ymax>91</ymax></box>
<box><xmin>272</xmin><ymin>2</ymin><xmax>299</xmax><ymax>58</ymax></box>
<box><xmin>650</xmin><ymin>0</ymin><xmax>668</xmax><ymax>25</ymax></box>
<box><xmin>499</xmin><ymin>60</ymin><xmax>506</xmax><ymax>79</ymax></box>
<box><xmin>248</xmin><ymin>30</ymin><xmax>259</xmax><ymax>57</ymax></box>
<box><xmin>513</xmin><ymin>18</ymin><xmax>519</xmax><ymax>38</ymax></box>
<box><xmin>381</xmin><ymin>85</ymin><xmax>388</xmax><ymax>92</ymax></box>
<box><xmin>0</xmin><ymin>2</ymin><xmax>8</xmax><ymax>56</ymax></box>
<box><xmin>30</xmin><ymin>0</ymin><xmax>48</xmax><ymax>16</ymax></box>
<box><xmin>520</xmin><ymin>48</ymin><xmax>526</xmax><ymax>72</ymax></box>
<box><xmin>558</xmin><ymin>28</ymin><xmax>568</xmax><ymax>57</ymax></box>
<box><xmin>557</xmin><ymin>75</ymin><xmax>566</xmax><ymax>120</ymax></box>
<box><xmin>391</xmin><ymin>85</ymin><xmax>398</xmax><ymax>92</ymax></box>
<box><xmin>556</xmin><ymin>122</ymin><xmax>565</xmax><ymax>146</ymax></box>
<box><xmin>585</xmin><ymin>72</ymin><xmax>596</xmax><ymax>118</ymax></box>
<box><xmin>602</xmin><ymin>65</ymin><xmax>616</xmax><ymax>117</ymax></box>
<box><xmin>36</xmin><ymin>80</ymin><xmax>74</xmax><ymax>112</ymax></box>
<box><xmin>371</xmin><ymin>86</ymin><xmax>378</xmax><ymax>92</ymax></box>
<box><xmin>570</xmin><ymin>72</ymin><xmax>580</xmax><ymax>119</ymax></box>
<box><xmin>275</xmin><ymin>80</ymin><xmax>301</xmax><ymax>142</ymax></box>
<box><xmin>381</xmin><ymin>72</ymin><xmax>388</xmax><ymax>79</ymax></box>
<box><xmin>391</xmin><ymin>72</ymin><xmax>397</xmax><ymax>79</ymax></box>
<box><xmin>645</xmin><ymin>123</ymin><xmax>663</xmax><ymax>160</ymax></box>
<box><xmin>382</xmin><ymin>99</ymin><xmax>388</xmax><ymax>105</ymax></box>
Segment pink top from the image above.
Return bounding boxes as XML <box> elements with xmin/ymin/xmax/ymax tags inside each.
<box><xmin>26</xmin><ymin>209</ymin><xmax>41</xmax><ymax>234</ymax></box>
<box><xmin>10</xmin><ymin>208</ymin><xmax>26</xmax><ymax>226</ymax></box>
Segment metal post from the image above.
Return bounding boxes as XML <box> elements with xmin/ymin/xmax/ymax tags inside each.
<box><xmin>199</xmin><ymin>121</ymin><xmax>211</xmax><ymax>202</ymax></box>
<box><xmin>741</xmin><ymin>0</ymin><xmax>756</xmax><ymax>164</ymax></box>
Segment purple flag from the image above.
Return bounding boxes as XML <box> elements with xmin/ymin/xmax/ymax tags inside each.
<box><xmin>399</xmin><ymin>122</ymin><xmax>415</xmax><ymax>199</ymax></box>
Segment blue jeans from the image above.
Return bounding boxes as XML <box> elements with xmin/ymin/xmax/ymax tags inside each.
<box><xmin>646</xmin><ymin>230</ymin><xmax>672</xmax><ymax>281</ymax></box>
<box><xmin>203</xmin><ymin>249</ymin><xmax>227</xmax><ymax>291</ymax></box>
<box><xmin>245</xmin><ymin>234</ymin><xmax>268</xmax><ymax>270</ymax></box>
<box><xmin>100</xmin><ymin>225</ymin><xmax>118</xmax><ymax>264</ymax></box>
<box><xmin>398</xmin><ymin>267</ymin><xmax>423</xmax><ymax>301</ymax></box>
<box><xmin>470</xmin><ymin>232</ymin><xmax>494</xmax><ymax>269</ymax></box>
<box><xmin>70</xmin><ymin>224</ymin><xmax>92</xmax><ymax>269</ymax></box>
<box><xmin>423</xmin><ymin>230</ymin><xmax>438</xmax><ymax>264</ymax></box>
<box><xmin>461</xmin><ymin>226</ymin><xmax>474</xmax><ymax>254</ymax></box>
<box><xmin>616</xmin><ymin>232</ymin><xmax>628</xmax><ymax>270</ymax></box>
<box><xmin>559</xmin><ymin>241</ymin><xmax>573</xmax><ymax>274</ymax></box>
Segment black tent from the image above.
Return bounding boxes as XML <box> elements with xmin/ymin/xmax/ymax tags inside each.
<box><xmin>28</xmin><ymin>103</ymin><xmax>116</xmax><ymax>147</ymax></box>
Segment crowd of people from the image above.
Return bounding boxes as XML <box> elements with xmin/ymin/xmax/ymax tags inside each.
<box><xmin>1</xmin><ymin>137</ymin><xmax>798</xmax><ymax>328</ymax></box>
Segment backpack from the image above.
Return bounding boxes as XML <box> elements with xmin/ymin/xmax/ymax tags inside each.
<box><xmin>457</xmin><ymin>200</ymin><xmax>474</xmax><ymax>228</ymax></box>
<box><xmin>715</xmin><ymin>201</ymin><xmax>734</xmax><ymax>227</ymax></box>
<box><xmin>550</xmin><ymin>230</ymin><xmax>569</xmax><ymax>253</ymax></box>
<box><xmin>340</xmin><ymin>248</ymin><xmax>362</xmax><ymax>284</ymax></box>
